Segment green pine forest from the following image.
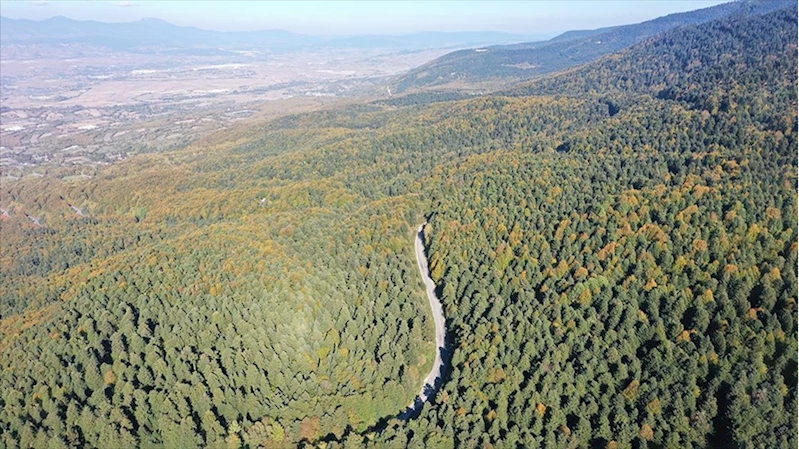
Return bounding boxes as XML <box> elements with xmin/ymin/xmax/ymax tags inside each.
<box><xmin>0</xmin><ymin>5</ymin><xmax>796</xmax><ymax>449</ymax></box>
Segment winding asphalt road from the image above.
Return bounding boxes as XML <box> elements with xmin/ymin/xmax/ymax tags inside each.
<box><xmin>412</xmin><ymin>223</ymin><xmax>446</xmax><ymax>404</ymax></box>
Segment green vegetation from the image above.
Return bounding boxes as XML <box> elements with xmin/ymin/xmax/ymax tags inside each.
<box><xmin>1</xmin><ymin>4</ymin><xmax>796</xmax><ymax>449</ymax></box>
<box><xmin>0</xmin><ymin>138</ymin><xmax>440</xmax><ymax>447</ymax></box>
<box><xmin>392</xmin><ymin>0</ymin><xmax>791</xmax><ymax>93</ymax></box>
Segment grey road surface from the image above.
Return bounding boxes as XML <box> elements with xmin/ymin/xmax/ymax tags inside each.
<box><xmin>414</xmin><ymin>223</ymin><xmax>446</xmax><ymax>403</ymax></box>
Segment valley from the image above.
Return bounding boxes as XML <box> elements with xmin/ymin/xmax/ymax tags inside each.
<box><xmin>0</xmin><ymin>45</ymin><xmax>455</xmax><ymax>179</ymax></box>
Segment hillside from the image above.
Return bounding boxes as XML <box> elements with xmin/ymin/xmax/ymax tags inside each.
<box><xmin>0</xmin><ymin>3</ymin><xmax>796</xmax><ymax>449</ymax></box>
<box><xmin>391</xmin><ymin>0</ymin><xmax>792</xmax><ymax>93</ymax></box>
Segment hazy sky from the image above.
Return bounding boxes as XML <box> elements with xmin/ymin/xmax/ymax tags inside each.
<box><xmin>1</xmin><ymin>1</ymin><xmax>730</xmax><ymax>35</ymax></box>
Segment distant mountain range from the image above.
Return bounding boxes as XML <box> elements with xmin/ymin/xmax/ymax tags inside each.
<box><xmin>390</xmin><ymin>0</ymin><xmax>793</xmax><ymax>93</ymax></box>
<box><xmin>0</xmin><ymin>16</ymin><xmax>546</xmax><ymax>54</ymax></box>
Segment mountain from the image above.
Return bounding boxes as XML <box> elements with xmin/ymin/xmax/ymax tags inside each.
<box><xmin>0</xmin><ymin>15</ymin><xmax>540</xmax><ymax>54</ymax></box>
<box><xmin>0</xmin><ymin>2</ymin><xmax>796</xmax><ymax>449</ymax></box>
<box><xmin>0</xmin><ymin>16</ymin><xmax>227</xmax><ymax>48</ymax></box>
<box><xmin>391</xmin><ymin>0</ymin><xmax>793</xmax><ymax>93</ymax></box>
<box><xmin>507</xmin><ymin>2</ymin><xmax>798</xmax><ymax>107</ymax></box>
<box><xmin>378</xmin><ymin>5</ymin><xmax>796</xmax><ymax>447</ymax></box>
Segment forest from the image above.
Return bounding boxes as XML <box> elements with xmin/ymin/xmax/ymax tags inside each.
<box><xmin>0</xmin><ymin>3</ymin><xmax>796</xmax><ymax>449</ymax></box>
<box><xmin>391</xmin><ymin>0</ymin><xmax>791</xmax><ymax>92</ymax></box>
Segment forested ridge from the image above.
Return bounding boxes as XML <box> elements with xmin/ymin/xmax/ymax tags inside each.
<box><xmin>0</xmin><ymin>4</ymin><xmax>796</xmax><ymax>449</ymax></box>
<box><xmin>391</xmin><ymin>0</ymin><xmax>792</xmax><ymax>93</ymax></box>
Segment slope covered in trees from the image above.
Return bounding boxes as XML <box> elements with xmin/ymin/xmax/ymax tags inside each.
<box><xmin>0</xmin><ymin>3</ymin><xmax>796</xmax><ymax>449</ymax></box>
<box><xmin>367</xmin><ymin>6</ymin><xmax>798</xmax><ymax>448</ymax></box>
<box><xmin>390</xmin><ymin>0</ymin><xmax>791</xmax><ymax>94</ymax></box>
<box><xmin>0</xmin><ymin>92</ymin><xmax>628</xmax><ymax>448</ymax></box>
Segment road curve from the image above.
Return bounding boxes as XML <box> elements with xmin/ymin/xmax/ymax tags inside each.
<box><xmin>412</xmin><ymin>223</ymin><xmax>446</xmax><ymax>404</ymax></box>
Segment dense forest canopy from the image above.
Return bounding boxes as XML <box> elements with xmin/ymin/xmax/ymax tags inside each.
<box><xmin>391</xmin><ymin>0</ymin><xmax>792</xmax><ymax>93</ymax></box>
<box><xmin>1</xmin><ymin>3</ymin><xmax>796</xmax><ymax>449</ymax></box>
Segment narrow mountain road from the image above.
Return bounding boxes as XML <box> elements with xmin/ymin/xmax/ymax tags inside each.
<box><xmin>400</xmin><ymin>223</ymin><xmax>447</xmax><ymax>418</ymax></box>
